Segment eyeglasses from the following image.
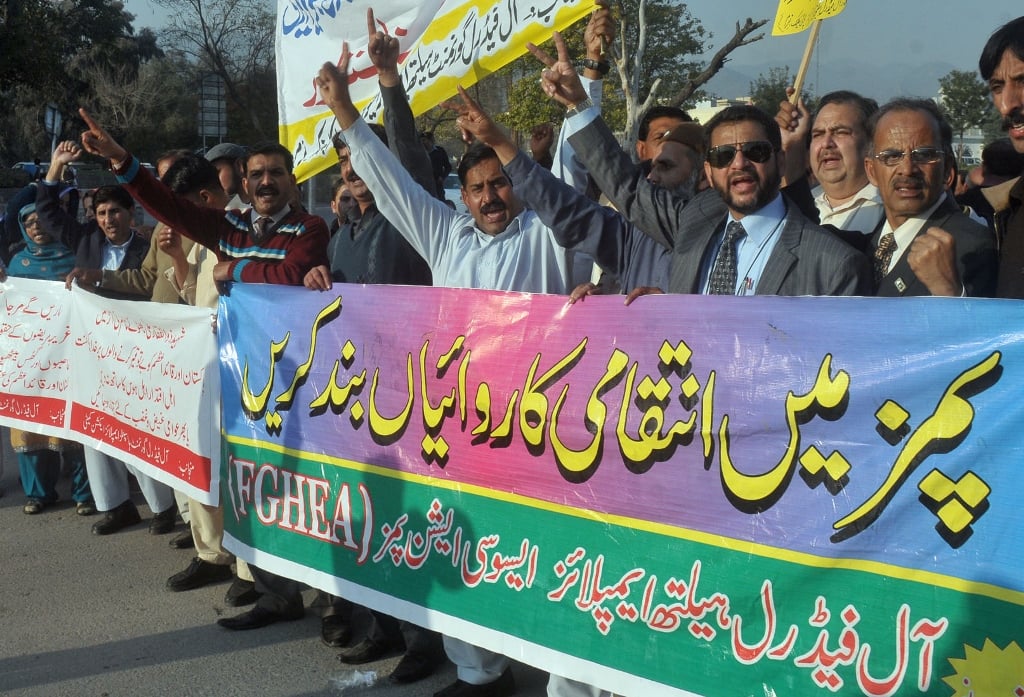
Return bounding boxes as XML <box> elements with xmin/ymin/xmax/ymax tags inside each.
<box><xmin>872</xmin><ymin>147</ymin><xmax>944</xmax><ymax>167</ymax></box>
<box><xmin>24</xmin><ymin>218</ymin><xmax>40</xmax><ymax>229</ymax></box>
<box><xmin>706</xmin><ymin>141</ymin><xmax>775</xmax><ymax>168</ymax></box>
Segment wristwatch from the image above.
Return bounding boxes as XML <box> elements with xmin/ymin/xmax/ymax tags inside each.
<box><xmin>581</xmin><ymin>58</ymin><xmax>611</xmax><ymax>76</ymax></box>
<box><xmin>566</xmin><ymin>97</ymin><xmax>594</xmax><ymax>118</ymax></box>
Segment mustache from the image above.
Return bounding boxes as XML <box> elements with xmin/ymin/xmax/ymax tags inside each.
<box><xmin>1002</xmin><ymin>108</ymin><xmax>1024</xmax><ymax>131</ymax></box>
<box><xmin>255</xmin><ymin>185</ymin><xmax>279</xmax><ymax>197</ymax></box>
<box><xmin>892</xmin><ymin>176</ymin><xmax>925</xmax><ymax>189</ymax></box>
<box><xmin>480</xmin><ymin>202</ymin><xmax>506</xmax><ymax>214</ymax></box>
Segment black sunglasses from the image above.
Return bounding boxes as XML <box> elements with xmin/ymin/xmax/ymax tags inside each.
<box><xmin>706</xmin><ymin>141</ymin><xmax>775</xmax><ymax>168</ymax></box>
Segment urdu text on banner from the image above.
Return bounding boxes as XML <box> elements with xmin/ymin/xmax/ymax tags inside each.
<box><xmin>0</xmin><ymin>278</ymin><xmax>222</xmax><ymax>504</ymax></box>
<box><xmin>218</xmin><ymin>282</ymin><xmax>1024</xmax><ymax>696</ymax></box>
<box><xmin>276</xmin><ymin>0</ymin><xmax>594</xmax><ymax>182</ymax></box>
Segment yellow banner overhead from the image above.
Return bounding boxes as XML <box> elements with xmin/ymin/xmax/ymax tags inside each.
<box><xmin>772</xmin><ymin>0</ymin><xmax>846</xmax><ymax>36</ymax></box>
<box><xmin>276</xmin><ymin>0</ymin><xmax>595</xmax><ymax>183</ymax></box>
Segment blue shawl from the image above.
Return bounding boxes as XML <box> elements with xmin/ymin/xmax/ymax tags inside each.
<box><xmin>8</xmin><ymin>203</ymin><xmax>77</xmax><ymax>281</ymax></box>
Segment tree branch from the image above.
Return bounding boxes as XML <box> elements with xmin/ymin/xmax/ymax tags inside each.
<box><xmin>666</xmin><ymin>17</ymin><xmax>767</xmax><ymax>106</ymax></box>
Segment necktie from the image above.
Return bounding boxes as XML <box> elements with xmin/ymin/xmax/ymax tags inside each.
<box><xmin>708</xmin><ymin>221</ymin><xmax>746</xmax><ymax>295</ymax></box>
<box><xmin>874</xmin><ymin>232</ymin><xmax>896</xmax><ymax>285</ymax></box>
<box><xmin>252</xmin><ymin>216</ymin><xmax>272</xmax><ymax>244</ymax></box>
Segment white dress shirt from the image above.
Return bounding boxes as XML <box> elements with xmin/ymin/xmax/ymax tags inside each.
<box><xmin>343</xmin><ymin>118</ymin><xmax>573</xmax><ymax>294</ymax></box>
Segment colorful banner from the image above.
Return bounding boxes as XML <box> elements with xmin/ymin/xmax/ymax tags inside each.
<box><xmin>772</xmin><ymin>0</ymin><xmax>847</xmax><ymax>36</ymax></box>
<box><xmin>276</xmin><ymin>0</ymin><xmax>595</xmax><ymax>181</ymax></box>
<box><xmin>0</xmin><ymin>278</ymin><xmax>221</xmax><ymax>504</ymax></box>
<box><xmin>219</xmin><ymin>283</ymin><xmax>1024</xmax><ymax>696</ymax></box>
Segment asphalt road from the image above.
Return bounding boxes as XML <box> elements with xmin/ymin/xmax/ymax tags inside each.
<box><xmin>0</xmin><ymin>432</ymin><xmax>550</xmax><ymax>697</ymax></box>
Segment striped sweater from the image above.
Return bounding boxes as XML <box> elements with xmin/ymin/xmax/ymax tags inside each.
<box><xmin>115</xmin><ymin>157</ymin><xmax>328</xmax><ymax>286</ymax></box>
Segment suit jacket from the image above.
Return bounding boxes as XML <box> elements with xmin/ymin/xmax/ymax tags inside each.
<box><xmin>74</xmin><ymin>230</ymin><xmax>151</xmax><ymax>301</ymax></box>
<box><xmin>568</xmin><ymin>116</ymin><xmax>872</xmax><ymax>296</ymax></box>
<box><xmin>871</xmin><ymin>196</ymin><xmax>997</xmax><ymax>297</ymax></box>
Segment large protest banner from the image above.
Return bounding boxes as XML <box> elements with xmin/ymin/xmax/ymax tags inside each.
<box><xmin>219</xmin><ymin>282</ymin><xmax>1024</xmax><ymax>696</ymax></box>
<box><xmin>0</xmin><ymin>278</ymin><xmax>221</xmax><ymax>504</ymax></box>
<box><xmin>276</xmin><ymin>0</ymin><xmax>595</xmax><ymax>181</ymax></box>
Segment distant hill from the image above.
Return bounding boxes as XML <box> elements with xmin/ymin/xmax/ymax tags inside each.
<box><xmin>700</xmin><ymin>59</ymin><xmax>961</xmax><ymax>106</ymax></box>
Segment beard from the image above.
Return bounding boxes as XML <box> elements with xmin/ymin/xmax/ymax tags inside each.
<box><xmin>719</xmin><ymin>167</ymin><xmax>781</xmax><ymax>215</ymax></box>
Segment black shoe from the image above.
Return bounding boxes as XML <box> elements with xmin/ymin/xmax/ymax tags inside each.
<box><xmin>389</xmin><ymin>650</ymin><xmax>443</xmax><ymax>684</ymax></box>
<box><xmin>92</xmin><ymin>500</ymin><xmax>142</xmax><ymax>535</ymax></box>
<box><xmin>166</xmin><ymin>558</ymin><xmax>233</xmax><ymax>592</ymax></box>
<box><xmin>336</xmin><ymin>637</ymin><xmax>397</xmax><ymax>664</ymax></box>
<box><xmin>149</xmin><ymin>506</ymin><xmax>177</xmax><ymax>535</ymax></box>
<box><xmin>23</xmin><ymin>498</ymin><xmax>45</xmax><ymax>515</ymax></box>
<box><xmin>168</xmin><ymin>531</ymin><xmax>195</xmax><ymax>549</ymax></box>
<box><xmin>434</xmin><ymin>667</ymin><xmax>516</xmax><ymax>697</ymax></box>
<box><xmin>320</xmin><ymin>614</ymin><xmax>352</xmax><ymax>648</ymax></box>
<box><xmin>224</xmin><ymin>578</ymin><xmax>261</xmax><ymax>607</ymax></box>
<box><xmin>76</xmin><ymin>501</ymin><xmax>97</xmax><ymax>516</ymax></box>
<box><xmin>216</xmin><ymin>605</ymin><xmax>303</xmax><ymax>631</ymax></box>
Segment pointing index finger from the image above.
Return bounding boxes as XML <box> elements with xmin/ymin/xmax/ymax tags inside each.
<box><xmin>78</xmin><ymin>108</ymin><xmax>101</xmax><ymax>133</ymax></box>
<box><xmin>366</xmin><ymin>8</ymin><xmax>377</xmax><ymax>38</ymax></box>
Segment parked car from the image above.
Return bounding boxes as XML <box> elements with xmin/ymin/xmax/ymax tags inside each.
<box><xmin>442</xmin><ymin>173</ymin><xmax>468</xmax><ymax>214</ymax></box>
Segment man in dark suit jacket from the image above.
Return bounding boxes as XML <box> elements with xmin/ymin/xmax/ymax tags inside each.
<box><xmin>561</xmin><ymin>99</ymin><xmax>872</xmax><ymax>297</ymax></box>
<box><xmin>863</xmin><ymin>98</ymin><xmax>997</xmax><ymax>297</ymax></box>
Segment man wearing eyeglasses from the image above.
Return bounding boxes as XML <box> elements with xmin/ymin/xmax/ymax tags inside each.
<box><xmin>862</xmin><ymin>98</ymin><xmax>996</xmax><ymax>297</ymax></box>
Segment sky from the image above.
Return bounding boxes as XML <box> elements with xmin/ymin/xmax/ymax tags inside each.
<box><xmin>123</xmin><ymin>0</ymin><xmax>1019</xmax><ymax>98</ymax></box>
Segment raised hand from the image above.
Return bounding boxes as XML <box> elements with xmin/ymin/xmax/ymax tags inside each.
<box><xmin>317</xmin><ymin>44</ymin><xmax>360</xmax><ymax>129</ymax></box>
<box><xmin>584</xmin><ymin>0</ymin><xmax>615</xmax><ymax>61</ymax></box>
<box><xmin>908</xmin><ymin>227</ymin><xmax>961</xmax><ymax>297</ymax></box>
<box><xmin>438</xmin><ymin>86</ymin><xmax>509</xmax><ymax>154</ymax></box>
<box><xmin>366</xmin><ymin>8</ymin><xmax>400</xmax><ymax>86</ymax></box>
<box><xmin>527</xmin><ymin>32</ymin><xmax>588</xmax><ymax>109</ymax></box>
<box><xmin>79</xmin><ymin>108</ymin><xmax>127</xmax><ymax>164</ymax></box>
<box><xmin>52</xmin><ymin>140</ymin><xmax>83</xmax><ymax>167</ymax></box>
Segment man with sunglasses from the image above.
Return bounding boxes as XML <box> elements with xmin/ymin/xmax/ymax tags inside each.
<box><xmin>533</xmin><ymin>30</ymin><xmax>870</xmax><ymax>297</ymax></box>
<box><xmin>862</xmin><ymin>99</ymin><xmax>996</xmax><ymax>297</ymax></box>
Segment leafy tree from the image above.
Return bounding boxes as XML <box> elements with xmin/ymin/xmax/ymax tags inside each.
<box><xmin>154</xmin><ymin>0</ymin><xmax>278</xmax><ymax>142</ymax></box>
<box><xmin>0</xmin><ymin>0</ymin><xmax>159</xmax><ymax>163</ymax></box>
<box><xmin>749</xmin><ymin>66</ymin><xmax>814</xmax><ymax>112</ymax></box>
<box><xmin>938</xmin><ymin>69</ymin><xmax>998</xmax><ymax>168</ymax></box>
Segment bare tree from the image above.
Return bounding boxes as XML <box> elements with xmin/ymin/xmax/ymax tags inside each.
<box><xmin>154</xmin><ymin>0</ymin><xmax>276</xmax><ymax>140</ymax></box>
<box><xmin>608</xmin><ymin>1</ymin><xmax>767</xmax><ymax>146</ymax></box>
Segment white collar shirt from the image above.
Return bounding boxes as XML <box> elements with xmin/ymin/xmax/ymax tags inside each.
<box><xmin>813</xmin><ymin>182</ymin><xmax>884</xmax><ymax>235</ymax></box>
<box><xmin>343</xmin><ymin>118</ymin><xmax>573</xmax><ymax>294</ymax></box>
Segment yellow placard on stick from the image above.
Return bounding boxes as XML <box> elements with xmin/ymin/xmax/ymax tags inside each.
<box><xmin>772</xmin><ymin>0</ymin><xmax>846</xmax><ymax>36</ymax></box>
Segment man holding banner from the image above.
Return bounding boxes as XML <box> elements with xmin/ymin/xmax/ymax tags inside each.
<box><xmin>303</xmin><ymin>10</ymin><xmax>443</xmax><ymax>686</ymax></box>
<box><xmin>75</xmin><ymin>109</ymin><xmax>331</xmax><ymax>628</ymax></box>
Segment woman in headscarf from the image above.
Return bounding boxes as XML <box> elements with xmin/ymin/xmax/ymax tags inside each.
<box><xmin>2</xmin><ymin>203</ymin><xmax>94</xmax><ymax>515</ymax></box>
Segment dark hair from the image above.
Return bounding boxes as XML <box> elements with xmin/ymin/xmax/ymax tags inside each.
<box><xmin>980</xmin><ymin>16</ymin><xmax>1024</xmax><ymax>80</ymax></box>
<box><xmin>161</xmin><ymin>153</ymin><xmax>223</xmax><ymax>196</ymax></box>
<box><xmin>866</xmin><ymin>98</ymin><xmax>953</xmax><ymax>155</ymax></box>
<box><xmin>330</xmin><ymin>175</ymin><xmax>347</xmax><ymax>198</ymax></box>
<box><xmin>333</xmin><ymin>124</ymin><xmax>389</xmax><ymax>154</ymax></box>
<box><xmin>638</xmin><ymin>105</ymin><xmax>693</xmax><ymax>140</ymax></box>
<box><xmin>982</xmin><ymin>137</ymin><xmax>1024</xmax><ymax>177</ymax></box>
<box><xmin>92</xmin><ymin>185</ymin><xmax>134</xmax><ymax>211</ymax></box>
<box><xmin>156</xmin><ymin>148</ymin><xmax>192</xmax><ymax>171</ymax></box>
<box><xmin>814</xmin><ymin>90</ymin><xmax>879</xmax><ymax>128</ymax></box>
<box><xmin>702</xmin><ymin>104</ymin><xmax>782</xmax><ymax>152</ymax></box>
<box><xmin>245</xmin><ymin>142</ymin><xmax>294</xmax><ymax>173</ymax></box>
<box><xmin>457</xmin><ymin>143</ymin><xmax>501</xmax><ymax>187</ymax></box>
